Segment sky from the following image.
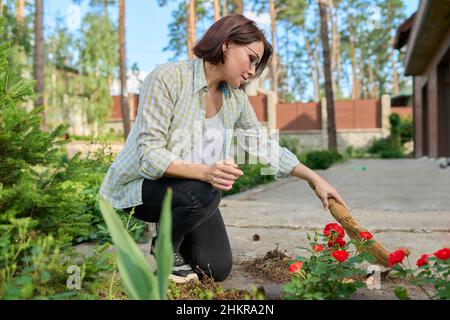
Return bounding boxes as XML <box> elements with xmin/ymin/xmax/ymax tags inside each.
<box><xmin>44</xmin><ymin>0</ymin><xmax>178</xmax><ymax>73</ymax></box>
<box><xmin>43</xmin><ymin>0</ymin><xmax>420</xmax><ymax>94</ymax></box>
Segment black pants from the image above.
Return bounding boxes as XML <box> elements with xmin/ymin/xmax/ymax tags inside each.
<box><xmin>125</xmin><ymin>177</ymin><xmax>232</xmax><ymax>282</ymax></box>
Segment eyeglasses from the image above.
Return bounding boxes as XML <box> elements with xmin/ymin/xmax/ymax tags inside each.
<box><xmin>244</xmin><ymin>45</ymin><xmax>260</xmax><ymax>69</ymax></box>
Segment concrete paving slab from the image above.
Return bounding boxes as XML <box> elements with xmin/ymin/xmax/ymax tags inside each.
<box><xmin>221</xmin><ymin>159</ymin><xmax>450</xmax><ymax>262</ymax></box>
<box><xmin>218</xmin><ymin>159</ymin><xmax>449</xmax><ymax>298</ymax></box>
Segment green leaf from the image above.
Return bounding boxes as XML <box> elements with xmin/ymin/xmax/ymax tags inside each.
<box><xmin>436</xmin><ymin>286</ymin><xmax>450</xmax><ymax>300</ymax></box>
<box><xmin>315</xmin><ymin>263</ymin><xmax>327</xmax><ymax>276</ymax></box>
<box><xmin>156</xmin><ymin>189</ymin><xmax>174</xmax><ymax>300</ymax></box>
<box><xmin>345</xmin><ymin>255</ymin><xmax>363</xmax><ymax>264</ymax></box>
<box><xmin>394</xmin><ymin>286</ymin><xmax>410</xmax><ymax>300</ymax></box>
<box><xmin>99</xmin><ymin>198</ymin><xmax>158</xmax><ymax>300</ymax></box>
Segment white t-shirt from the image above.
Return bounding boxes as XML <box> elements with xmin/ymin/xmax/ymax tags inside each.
<box><xmin>182</xmin><ymin>106</ymin><xmax>227</xmax><ymax>165</ymax></box>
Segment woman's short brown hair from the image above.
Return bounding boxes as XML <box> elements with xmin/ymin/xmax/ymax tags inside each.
<box><xmin>193</xmin><ymin>14</ymin><xmax>273</xmax><ymax>78</ymax></box>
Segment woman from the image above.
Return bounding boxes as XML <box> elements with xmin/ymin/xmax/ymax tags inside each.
<box><xmin>99</xmin><ymin>14</ymin><xmax>348</xmax><ymax>283</ymax></box>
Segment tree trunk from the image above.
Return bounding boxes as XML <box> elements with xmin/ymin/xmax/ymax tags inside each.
<box><xmin>348</xmin><ymin>15</ymin><xmax>359</xmax><ymax>100</ymax></box>
<box><xmin>390</xmin><ymin>37</ymin><xmax>399</xmax><ymax>95</ymax></box>
<box><xmin>368</xmin><ymin>62</ymin><xmax>375</xmax><ymax>98</ymax></box>
<box><xmin>186</xmin><ymin>0</ymin><xmax>196</xmax><ymax>60</ymax></box>
<box><xmin>213</xmin><ymin>0</ymin><xmax>220</xmax><ymax>21</ymax></box>
<box><xmin>232</xmin><ymin>0</ymin><xmax>242</xmax><ymax>14</ymax></box>
<box><xmin>16</xmin><ymin>0</ymin><xmax>26</xmax><ymax>80</ymax></box>
<box><xmin>328</xmin><ymin>0</ymin><xmax>337</xmax><ymax>95</ymax></box>
<box><xmin>376</xmin><ymin>59</ymin><xmax>381</xmax><ymax>96</ymax></box>
<box><xmin>222</xmin><ymin>0</ymin><xmax>227</xmax><ymax>16</ymax></box>
<box><xmin>104</xmin><ymin>1</ymin><xmax>111</xmax><ymax>97</ymax></box>
<box><xmin>34</xmin><ymin>0</ymin><xmax>46</xmax><ymax>130</ymax></box>
<box><xmin>104</xmin><ymin>0</ymin><xmax>108</xmax><ymax>16</ymax></box>
<box><xmin>329</xmin><ymin>0</ymin><xmax>341</xmax><ymax>97</ymax></box>
<box><xmin>359</xmin><ymin>48</ymin><xmax>365</xmax><ymax>98</ymax></box>
<box><xmin>318</xmin><ymin>0</ymin><xmax>337</xmax><ymax>150</ymax></box>
<box><xmin>269</xmin><ymin>0</ymin><xmax>278</xmax><ymax>100</ymax></box>
<box><xmin>16</xmin><ymin>0</ymin><xmax>25</xmax><ymax>34</ymax></box>
<box><xmin>313</xmin><ymin>39</ymin><xmax>322</xmax><ymax>99</ymax></box>
<box><xmin>284</xmin><ymin>21</ymin><xmax>289</xmax><ymax>93</ymax></box>
<box><xmin>304</xmin><ymin>34</ymin><xmax>320</xmax><ymax>102</ymax></box>
<box><xmin>119</xmin><ymin>0</ymin><xmax>131</xmax><ymax>138</ymax></box>
<box><xmin>336</xmin><ymin>45</ymin><xmax>341</xmax><ymax>97</ymax></box>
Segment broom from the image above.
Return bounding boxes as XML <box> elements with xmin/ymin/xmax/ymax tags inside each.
<box><xmin>327</xmin><ymin>197</ymin><xmax>391</xmax><ymax>268</ymax></box>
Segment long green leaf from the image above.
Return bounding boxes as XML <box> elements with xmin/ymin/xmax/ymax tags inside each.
<box><xmin>99</xmin><ymin>198</ymin><xmax>159</xmax><ymax>300</ymax></box>
<box><xmin>156</xmin><ymin>188</ymin><xmax>174</xmax><ymax>299</ymax></box>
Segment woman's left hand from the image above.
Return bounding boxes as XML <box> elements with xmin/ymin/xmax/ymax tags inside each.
<box><xmin>308</xmin><ymin>178</ymin><xmax>349</xmax><ymax>212</ymax></box>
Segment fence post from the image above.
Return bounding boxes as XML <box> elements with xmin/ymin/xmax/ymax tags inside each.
<box><xmin>128</xmin><ymin>93</ymin><xmax>135</xmax><ymax>121</ymax></box>
<box><xmin>267</xmin><ymin>90</ymin><xmax>277</xmax><ymax>133</ymax></box>
<box><xmin>381</xmin><ymin>94</ymin><xmax>391</xmax><ymax>138</ymax></box>
<box><xmin>321</xmin><ymin>97</ymin><xmax>328</xmax><ymax>149</ymax></box>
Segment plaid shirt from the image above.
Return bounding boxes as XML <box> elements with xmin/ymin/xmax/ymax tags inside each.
<box><xmin>99</xmin><ymin>58</ymin><xmax>300</xmax><ymax>209</ymax></box>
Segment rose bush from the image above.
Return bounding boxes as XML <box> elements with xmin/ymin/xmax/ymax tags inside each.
<box><xmin>282</xmin><ymin>220</ymin><xmax>449</xmax><ymax>300</ymax></box>
<box><xmin>282</xmin><ymin>223</ymin><xmax>377</xmax><ymax>300</ymax></box>
<box><xmin>390</xmin><ymin>247</ymin><xmax>449</xmax><ymax>300</ymax></box>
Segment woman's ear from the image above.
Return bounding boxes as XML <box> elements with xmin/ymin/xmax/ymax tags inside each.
<box><xmin>222</xmin><ymin>42</ymin><xmax>230</xmax><ymax>53</ymax></box>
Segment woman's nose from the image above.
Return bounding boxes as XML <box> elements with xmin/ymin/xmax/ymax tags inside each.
<box><xmin>247</xmin><ymin>66</ymin><xmax>256</xmax><ymax>77</ymax></box>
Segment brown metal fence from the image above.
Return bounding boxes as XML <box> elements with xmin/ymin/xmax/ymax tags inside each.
<box><xmin>110</xmin><ymin>94</ymin><xmax>412</xmax><ymax>131</ymax></box>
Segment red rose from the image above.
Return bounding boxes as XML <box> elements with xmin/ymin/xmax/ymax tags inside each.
<box><xmin>359</xmin><ymin>231</ymin><xmax>373</xmax><ymax>241</ymax></box>
<box><xmin>416</xmin><ymin>254</ymin><xmax>430</xmax><ymax>267</ymax></box>
<box><xmin>332</xmin><ymin>250</ymin><xmax>349</xmax><ymax>262</ymax></box>
<box><xmin>433</xmin><ymin>247</ymin><xmax>450</xmax><ymax>260</ymax></box>
<box><xmin>327</xmin><ymin>237</ymin><xmax>346</xmax><ymax>248</ymax></box>
<box><xmin>388</xmin><ymin>249</ymin><xmax>405</xmax><ymax>267</ymax></box>
<box><xmin>323</xmin><ymin>223</ymin><xmax>345</xmax><ymax>238</ymax></box>
<box><xmin>288</xmin><ymin>261</ymin><xmax>303</xmax><ymax>273</ymax></box>
<box><xmin>312</xmin><ymin>244</ymin><xmax>325</xmax><ymax>252</ymax></box>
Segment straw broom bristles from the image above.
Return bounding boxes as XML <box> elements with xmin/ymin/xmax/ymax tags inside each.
<box><xmin>328</xmin><ymin>198</ymin><xmax>390</xmax><ymax>268</ymax></box>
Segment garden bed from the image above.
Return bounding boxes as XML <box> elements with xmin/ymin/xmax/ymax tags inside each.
<box><xmin>227</xmin><ymin>247</ymin><xmax>437</xmax><ymax>300</ymax></box>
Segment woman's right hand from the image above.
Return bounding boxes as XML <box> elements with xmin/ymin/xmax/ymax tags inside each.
<box><xmin>205</xmin><ymin>159</ymin><xmax>244</xmax><ymax>191</ymax></box>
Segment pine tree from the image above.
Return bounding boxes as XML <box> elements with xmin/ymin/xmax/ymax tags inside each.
<box><xmin>158</xmin><ymin>0</ymin><xmax>210</xmax><ymax>61</ymax></box>
<box><xmin>0</xmin><ymin>1</ymin><xmax>32</xmax><ymax>87</ymax></box>
<box><xmin>0</xmin><ymin>36</ymin><xmax>91</xmax><ymax>244</ymax></box>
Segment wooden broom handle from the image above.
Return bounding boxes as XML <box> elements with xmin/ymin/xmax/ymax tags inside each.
<box><xmin>308</xmin><ymin>181</ymin><xmax>390</xmax><ymax>267</ymax></box>
<box><xmin>328</xmin><ymin>198</ymin><xmax>390</xmax><ymax>267</ymax></box>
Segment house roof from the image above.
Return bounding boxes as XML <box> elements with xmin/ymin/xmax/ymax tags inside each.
<box><xmin>394</xmin><ymin>13</ymin><xmax>416</xmax><ymax>50</ymax></box>
<box><xmin>401</xmin><ymin>0</ymin><xmax>450</xmax><ymax>75</ymax></box>
<box><xmin>391</xmin><ymin>93</ymin><xmax>413</xmax><ymax>107</ymax></box>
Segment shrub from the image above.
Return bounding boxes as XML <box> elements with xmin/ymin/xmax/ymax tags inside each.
<box><xmin>0</xmin><ymin>40</ymin><xmax>92</xmax><ymax>244</ymax></box>
<box><xmin>222</xmin><ymin>163</ymin><xmax>275</xmax><ymax>196</ymax></box>
<box><xmin>344</xmin><ymin>146</ymin><xmax>366</xmax><ymax>159</ymax></box>
<box><xmin>367</xmin><ymin>113</ymin><xmax>405</xmax><ymax>158</ymax></box>
<box><xmin>279</xmin><ymin>136</ymin><xmax>344</xmax><ymax>170</ymax></box>
<box><xmin>66</xmin><ymin>141</ymin><xmax>147</xmax><ymax>244</ymax></box>
<box><xmin>282</xmin><ymin>223</ymin><xmax>376</xmax><ymax>300</ymax></box>
<box><xmin>304</xmin><ymin>150</ymin><xmax>333</xmax><ymax>169</ymax></box>
<box><xmin>303</xmin><ymin>150</ymin><xmax>343</xmax><ymax>170</ymax></box>
<box><xmin>400</xmin><ymin>117</ymin><xmax>413</xmax><ymax>145</ymax></box>
<box><xmin>0</xmin><ymin>217</ymin><xmax>115</xmax><ymax>299</ymax></box>
<box><xmin>0</xmin><ymin>35</ymin><xmax>131</xmax><ymax>299</ymax></box>
<box><xmin>389</xmin><ymin>248</ymin><xmax>450</xmax><ymax>300</ymax></box>
<box><xmin>367</xmin><ymin>137</ymin><xmax>404</xmax><ymax>158</ymax></box>
<box><xmin>0</xmin><ymin>218</ymin><xmax>66</xmax><ymax>299</ymax></box>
